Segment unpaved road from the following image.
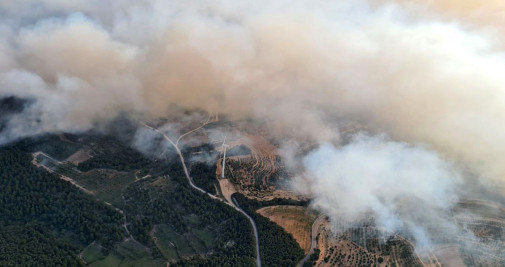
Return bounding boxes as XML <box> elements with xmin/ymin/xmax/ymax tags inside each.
<box><xmin>140</xmin><ymin>121</ymin><xmax>262</xmax><ymax>267</ymax></box>
<box><xmin>232</xmin><ymin>196</ymin><xmax>262</xmax><ymax>267</ymax></box>
<box><xmin>32</xmin><ymin>151</ymin><xmax>95</xmax><ymax>195</ymax></box>
<box><xmin>297</xmin><ymin>214</ymin><xmax>326</xmax><ymax>267</ymax></box>
<box><xmin>175</xmin><ymin>115</ymin><xmax>211</xmax><ymax>146</ymax></box>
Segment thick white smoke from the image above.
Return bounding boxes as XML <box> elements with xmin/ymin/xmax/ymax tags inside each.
<box><xmin>1</xmin><ymin>0</ymin><xmax>505</xmax><ymax>248</ymax></box>
<box><xmin>298</xmin><ymin>134</ymin><xmax>462</xmax><ymax>246</ymax></box>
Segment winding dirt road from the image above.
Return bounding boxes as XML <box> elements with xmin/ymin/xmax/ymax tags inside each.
<box><xmin>297</xmin><ymin>214</ymin><xmax>326</xmax><ymax>267</ymax></box>
<box><xmin>232</xmin><ymin>196</ymin><xmax>262</xmax><ymax>267</ymax></box>
<box><xmin>140</xmin><ymin>121</ymin><xmax>262</xmax><ymax>267</ymax></box>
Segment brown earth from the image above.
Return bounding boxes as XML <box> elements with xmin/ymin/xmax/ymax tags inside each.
<box><xmin>257</xmin><ymin>206</ymin><xmax>316</xmax><ymax>253</ymax></box>
<box><xmin>65</xmin><ymin>149</ymin><xmax>92</xmax><ymax>165</ymax></box>
<box><xmin>218</xmin><ymin>178</ymin><xmax>237</xmax><ymax>205</ymax></box>
<box><xmin>32</xmin><ymin>152</ymin><xmax>95</xmax><ymax>195</ymax></box>
<box><xmin>432</xmin><ymin>245</ymin><xmax>464</xmax><ymax>267</ymax></box>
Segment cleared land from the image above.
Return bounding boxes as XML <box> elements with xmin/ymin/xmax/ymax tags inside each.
<box><xmin>65</xmin><ymin>148</ymin><xmax>92</xmax><ymax>165</ymax></box>
<box><xmin>225</xmin><ymin>134</ymin><xmax>279</xmax><ymax>192</ymax></box>
<box><xmin>151</xmin><ymin>224</ymin><xmax>216</xmax><ymax>262</ymax></box>
<box><xmin>86</xmin><ymin>240</ymin><xmax>162</xmax><ymax>267</ymax></box>
<box><xmin>310</xmin><ymin>216</ymin><xmax>424</xmax><ymax>267</ymax></box>
<box><xmin>431</xmin><ymin>245</ymin><xmax>464</xmax><ymax>267</ymax></box>
<box><xmin>222</xmin><ymin>133</ymin><xmax>304</xmax><ymax>201</ymax></box>
<box><xmin>218</xmin><ymin>178</ymin><xmax>237</xmax><ymax>204</ymax></box>
<box><xmin>32</xmin><ymin>151</ymin><xmax>136</xmax><ymax>207</ymax></box>
<box><xmin>307</xmin><ymin>199</ymin><xmax>505</xmax><ymax>267</ymax></box>
<box><xmin>257</xmin><ymin>206</ymin><xmax>316</xmax><ymax>253</ymax></box>
<box><xmin>32</xmin><ymin>152</ymin><xmax>96</xmax><ymax>195</ymax></box>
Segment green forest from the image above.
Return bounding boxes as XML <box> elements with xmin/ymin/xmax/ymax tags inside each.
<box><xmin>233</xmin><ymin>193</ymin><xmax>306</xmax><ymax>267</ymax></box>
<box><xmin>0</xmin><ymin>146</ymin><xmax>125</xmax><ymax>266</ymax></box>
<box><xmin>0</xmin><ymin>134</ymin><xmax>307</xmax><ymax>266</ymax></box>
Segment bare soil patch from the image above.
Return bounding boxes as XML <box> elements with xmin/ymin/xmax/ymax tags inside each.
<box><xmin>432</xmin><ymin>245</ymin><xmax>464</xmax><ymax>267</ymax></box>
<box><xmin>218</xmin><ymin>178</ymin><xmax>237</xmax><ymax>204</ymax></box>
<box><xmin>65</xmin><ymin>149</ymin><xmax>92</xmax><ymax>165</ymax></box>
<box><xmin>257</xmin><ymin>205</ymin><xmax>316</xmax><ymax>253</ymax></box>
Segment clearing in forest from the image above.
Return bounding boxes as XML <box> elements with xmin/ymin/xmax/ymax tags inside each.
<box><xmin>257</xmin><ymin>205</ymin><xmax>316</xmax><ymax>253</ymax></box>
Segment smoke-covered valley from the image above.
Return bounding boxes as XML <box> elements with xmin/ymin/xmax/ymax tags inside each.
<box><xmin>1</xmin><ymin>0</ymin><xmax>505</xmax><ymax>258</ymax></box>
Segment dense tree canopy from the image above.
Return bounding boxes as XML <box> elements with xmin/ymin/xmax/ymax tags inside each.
<box><xmin>0</xmin><ymin>135</ymin><xmax>306</xmax><ymax>266</ymax></box>
<box><xmin>0</xmin><ymin>145</ymin><xmax>127</xmax><ymax>265</ymax></box>
<box><xmin>0</xmin><ymin>224</ymin><xmax>82</xmax><ymax>267</ymax></box>
<box><xmin>0</xmin><ymin>147</ymin><xmax>125</xmax><ymax>248</ymax></box>
<box><xmin>233</xmin><ymin>193</ymin><xmax>306</xmax><ymax>267</ymax></box>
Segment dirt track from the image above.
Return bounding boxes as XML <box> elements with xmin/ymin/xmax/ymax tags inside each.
<box><xmin>297</xmin><ymin>214</ymin><xmax>326</xmax><ymax>267</ymax></box>
<box><xmin>141</xmin><ymin>121</ymin><xmax>262</xmax><ymax>267</ymax></box>
<box><xmin>32</xmin><ymin>151</ymin><xmax>95</xmax><ymax>195</ymax></box>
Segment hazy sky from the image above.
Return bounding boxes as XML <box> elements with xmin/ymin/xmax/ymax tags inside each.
<box><xmin>1</xmin><ymin>0</ymin><xmax>504</xmax><ymax>247</ymax></box>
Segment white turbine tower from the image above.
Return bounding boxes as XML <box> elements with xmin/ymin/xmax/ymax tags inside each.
<box><xmin>221</xmin><ymin>133</ymin><xmax>229</xmax><ymax>179</ymax></box>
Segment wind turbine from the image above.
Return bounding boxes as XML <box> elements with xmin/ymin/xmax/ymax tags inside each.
<box><xmin>221</xmin><ymin>132</ymin><xmax>229</xmax><ymax>179</ymax></box>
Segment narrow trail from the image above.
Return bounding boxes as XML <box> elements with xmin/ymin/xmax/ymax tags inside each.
<box><xmin>32</xmin><ymin>151</ymin><xmax>94</xmax><ymax>195</ymax></box>
<box><xmin>139</xmin><ymin>122</ymin><xmax>207</xmax><ymax>195</ymax></box>
<box><xmin>32</xmin><ymin>151</ymin><xmax>148</xmax><ymax>250</ymax></box>
<box><xmin>297</xmin><ymin>214</ymin><xmax>326</xmax><ymax>267</ymax></box>
<box><xmin>221</xmin><ymin>132</ymin><xmax>228</xmax><ymax>179</ymax></box>
<box><xmin>175</xmin><ymin>115</ymin><xmax>211</xmax><ymax>146</ymax></box>
<box><xmin>139</xmin><ymin>121</ymin><xmax>262</xmax><ymax>267</ymax></box>
<box><xmin>232</xmin><ymin>196</ymin><xmax>262</xmax><ymax>267</ymax></box>
<box><xmin>121</xmin><ymin>194</ymin><xmax>136</xmax><ymax>242</ymax></box>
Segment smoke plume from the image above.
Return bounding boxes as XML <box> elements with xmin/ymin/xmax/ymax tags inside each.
<box><xmin>297</xmin><ymin>134</ymin><xmax>463</xmax><ymax>247</ymax></box>
<box><xmin>1</xmin><ymin>0</ymin><xmax>505</xmax><ymax>247</ymax></box>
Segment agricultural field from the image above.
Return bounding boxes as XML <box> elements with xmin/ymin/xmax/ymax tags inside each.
<box><xmin>221</xmin><ymin>133</ymin><xmax>302</xmax><ymax>201</ymax></box>
<box><xmin>66</xmin><ymin>148</ymin><xmax>93</xmax><ymax>165</ymax></box>
<box><xmin>312</xmin><ymin>217</ymin><xmax>423</xmax><ymax>267</ymax></box>
<box><xmin>85</xmin><ymin>240</ymin><xmax>163</xmax><ymax>267</ymax></box>
<box><xmin>151</xmin><ymin>224</ymin><xmax>216</xmax><ymax>262</ymax></box>
<box><xmin>32</xmin><ymin>150</ymin><xmax>138</xmax><ymax>208</ymax></box>
<box><xmin>257</xmin><ymin>206</ymin><xmax>317</xmax><ymax>253</ymax></box>
<box><xmin>23</xmin><ymin>132</ymin><xmax>257</xmax><ymax>266</ymax></box>
<box><xmin>306</xmin><ymin>199</ymin><xmax>505</xmax><ymax>267</ymax></box>
<box><xmin>450</xmin><ymin>200</ymin><xmax>505</xmax><ymax>266</ymax></box>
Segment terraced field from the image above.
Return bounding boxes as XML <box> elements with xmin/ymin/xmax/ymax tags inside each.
<box><xmin>312</xmin><ymin>217</ymin><xmax>423</xmax><ymax>267</ymax></box>
<box><xmin>221</xmin><ymin>134</ymin><xmax>302</xmax><ymax>200</ymax></box>
<box><xmin>225</xmin><ymin>135</ymin><xmax>278</xmax><ymax>189</ymax></box>
<box><xmin>307</xmin><ymin>200</ymin><xmax>505</xmax><ymax>267</ymax></box>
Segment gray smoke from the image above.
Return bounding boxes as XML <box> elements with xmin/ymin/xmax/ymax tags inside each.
<box><xmin>295</xmin><ymin>134</ymin><xmax>463</xmax><ymax>247</ymax></box>
<box><xmin>1</xmin><ymin>0</ymin><xmax>505</xmax><ymax>249</ymax></box>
